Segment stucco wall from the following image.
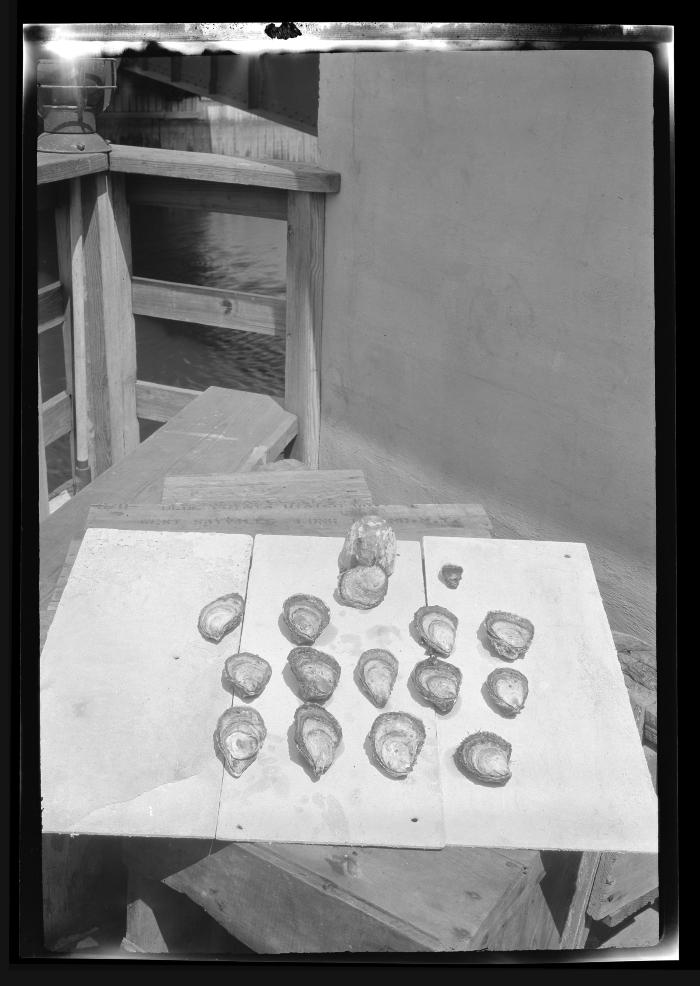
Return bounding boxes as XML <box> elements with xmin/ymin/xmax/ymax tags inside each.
<box><xmin>317</xmin><ymin>51</ymin><xmax>655</xmax><ymax>642</ymax></box>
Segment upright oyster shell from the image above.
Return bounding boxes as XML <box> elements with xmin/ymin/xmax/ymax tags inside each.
<box><xmin>440</xmin><ymin>564</ymin><xmax>463</xmax><ymax>589</ymax></box>
<box><xmin>282</xmin><ymin>594</ymin><xmax>331</xmax><ymax>645</ymax></box>
<box><xmin>484</xmin><ymin>611</ymin><xmax>534</xmax><ymax>661</ymax></box>
<box><xmin>413</xmin><ymin>605</ymin><xmax>458</xmax><ymax>657</ymax></box>
<box><xmin>412</xmin><ymin>658</ymin><xmax>462</xmax><ymax>714</ymax></box>
<box><xmin>338</xmin><ymin>515</ymin><xmax>396</xmax><ymax>575</ymax></box>
<box><xmin>337</xmin><ymin>565</ymin><xmax>388</xmax><ymax>609</ymax></box>
<box><xmin>287</xmin><ymin>647</ymin><xmax>341</xmax><ymax>702</ymax></box>
<box><xmin>293</xmin><ymin>703</ymin><xmax>342</xmax><ymax>777</ymax></box>
<box><xmin>369</xmin><ymin>711</ymin><xmax>426</xmax><ymax>778</ymax></box>
<box><xmin>485</xmin><ymin>668</ymin><xmax>529</xmax><ymax>715</ymax></box>
<box><xmin>198</xmin><ymin>593</ymin><xmax>245</xmax><ymax>643</ymax></box>
<box><xmin>456</xmin><ymin>731</ymin><xmax>512</xmax><ymax>785</ymax></box>
<box><xmin>215</xmin><ymin>706</ymin><xmax>266</xmax><ymax>778</ymax></box>
<box><xmin>223</xmin><ymin>652</ymin><xmax>272</xmax><ymax>700</ymax></box>
<box><xmin>356</xmin><ymin>649</ymin><xmax>399</xmax><ymax>708</ymax></box>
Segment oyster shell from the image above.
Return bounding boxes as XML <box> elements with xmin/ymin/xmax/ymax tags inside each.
<box><xmin>198</xmin><ymin>593</ymin><xmax>245</xmax><ymax>643</ymax></box>
<box><xmin>215</xmin><ymin>706</ymin><xmax>266</xmax><ymax>778</ymax></box>
<box><xmin>337</xmin><ymin>564</ymin><xmax>388</xmax><ymax>609</ymax></box>
<box><xmin>484</xmin><ymin>611</ymin><xmax>534</xmax><ymax>661</ymax></box>
<box><xmin>294</xmin><ymin>703</ymin><xmax>342</xmax><ymax>777</ymax></box>
<box><xmin>456</xmin><ymin>731</ymin><xmax>512</xmax><ymax>785</ymax></box>
<box><xmin>412</xmin><ymin>658</ymin><xmax>462</xmax><ymax>714</ymax></box>
<box><xmin>282</xmin><ymin>594</ymin><xmax>331</xmax><ymax>645</ymax></box>
<box><xmin>485</xmin><ymin>667</ymin><xmax>529</xmax><ymax>715</ymax></box>
<box><xmin>287</xmin><ymin>647</ymin><xmax>341</xmax><ymax>702</ymax></box>
<box><xmin>338</xmin><ymin>515</ymin><xmax>396</xmax><ymax>575</ymax></box>
<box><xmin>440</xmin><ymin>564</ymin><xmax>463</xmax><ymax>589</ymax></box>
<box><xmin>223</xmin><ymin>652</ymin><xmax>272</xmax><ymax>700</ymax></box>
<box><xmin>356</xmin><ymin>649</ymin><xmax>399</xmax><ymax>708</ymax></box>
<box><xmin>413</xmin><ymin>605</ymin><xmax>458</xmax><ymax>657</ymax></box>
<box><xmin>369</xmin><ymin>711</ymin><xmax>426</xmax><ymax>778</ymax></box>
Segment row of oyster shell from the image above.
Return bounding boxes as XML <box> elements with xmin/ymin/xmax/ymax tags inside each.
<box><xmin>215</xmin><ymin>704</ymin><xmax>514</xmax><ymax>786</ymax></box>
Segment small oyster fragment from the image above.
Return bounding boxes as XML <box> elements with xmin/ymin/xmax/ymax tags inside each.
<box><xmin>356</xmin><ymin>649</ymin><xmax>399</xmax><ymax>708</ymax></box>
<box><xmin>337</xmin><ymin>565</ymin><xmax>388</xmax><ymax>609</ymax></box>
<box><xmin>223</xmin><ymin>652</ymin><xmax>272</xmax><ymax>700</ymax></box>
<box><xmin>198</xmin><ymin>593</ymin><xmax>245</xmax><ymax>644</ymax></box>
<box><xmin>287</xmin><ymin>647</ymin><xmax>341</xmax><ymax>702</ymax></box>
<box><xmin>215</xmin><ymin>706</ymin><xmax>266</xmax><ymax>778</ymax></box>
<box><xmin>412</xmin><ymin>658</ymin><xmax>463</xmax><ymax>714</ymax></box>
<box><xmin>485</xmin><ymin>668</ymin><xmax>529</xmax><ymax>716</ymax></box>
<box><xmin>294</xmin><ymin>703</ymin><xmax>342</xmax><ymax>777</ymax></box>
<box><xmin>456</xmin><ymin>731</ymin><xmax>512</xmax><ymax>785</ymax></box>
<box><xmin>484</xmin><ymin>611</ymin><xmax>534</xmax><ymax>661</ymax></box>
<box><xmin>369</xmin><ymin>711</ymin><xmax>426</xmax><ymax>778</ymax></box>
<box><xmin>338</xmin><ymin>515</ymin><xmax>397</xmax><ymax>575</ymax></box>
<box><xmin>282</xmin><ymin>594</ymin><xmax>331</xmax><ymax>645</ymax></box>
<box><xmin>440</xmin><ymin>564</ymin><xmax>463</xmax><ymax>589</ymax></box>
<box><xmin>413</xmin><ymin>605</ymin><xmax>458</xmax><ymax>657</ymax></box>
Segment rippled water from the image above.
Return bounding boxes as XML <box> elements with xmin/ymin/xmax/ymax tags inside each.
<box><xmin>39</xmin><ymin>206</ymin><xmax>287</xmax><ymax>490</ymax></box>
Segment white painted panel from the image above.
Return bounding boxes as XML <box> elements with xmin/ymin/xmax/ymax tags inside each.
<box><xmin>422</xmin><ymin>537</ymin><xmax>658</xmax><ymax>852</ymax></box>
<box><xmin>216</xmin><ymin>535</ymin><xmax>445</xmax><ymax>847</ymax></box>
<box><xmin>40</xmin><ymin>528</ymin><xmax>253</xmax><ymax>837</ymax></box>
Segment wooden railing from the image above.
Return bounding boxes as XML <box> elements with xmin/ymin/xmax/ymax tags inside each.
<box><xmin>37</xmin><ymin>145</ymin><xmax>341</xmax><ymax>518</ymax></box>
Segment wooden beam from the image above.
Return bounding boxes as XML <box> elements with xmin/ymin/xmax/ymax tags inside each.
<box><xmin>38</xmin><ymin>364</ymin><xmax>49</xmax><ymax>522</ymax></box>
<box><xmin>108</xmin><ymin>144</ymin><xmax>340</xmax><ymax>194</ymax></box>
<box><xmin>68</xmin><ymin>179</ymin><xmax>90</xmax><ymax>485</ymax></box>
<box><xmin>559</xmin><ymin>852</ymin><xmax>601</xmax><ymax>950</ymax></box>
<box><xmin>125</xmin><ymin>175</ymin><xmax>287</xmax><ymax>221</ymax></box>
<box><xmin>135</xmin><ymin>380</ymin><xmax>201</xmax><ymax>423</ymax></box>
<box><xmin>131</xmin><ymin>277</ymin><xmax>285</xmax><ymax>337</ymax></box>
<box><xmin>81</xmin><ymin>172</ymin><xmax>140</xmax><ymax>477</ymax></box>
<box><xmin>54</xmin><ymin>200</ymin><xmax>77</xmax><ymax>487</ymax></box>
<box><xmin>42</xmin><ymin>391</ymin><xmax>72</xmax><ymax>446</ymax></box>
<box><xmin>284</xmin><ymin>191</ymin><xmax>325</xmax><ymax>467</ymax></box>
<box><xmin>38</xmin><ymin>282</ymin><xmax>65</xmax><ymax>333</ymax></box>
<box><xmin>37</xmin><ymin>151</ymin><xmax>109</xmax><ymax>186</ymax></box>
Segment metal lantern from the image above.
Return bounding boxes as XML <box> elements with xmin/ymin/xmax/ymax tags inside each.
<box><xmin>37</xmin><ymin>57</ymin><xmax>118</xmax><ymax>154</ymax></box>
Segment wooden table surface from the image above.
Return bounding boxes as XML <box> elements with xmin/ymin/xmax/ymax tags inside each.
<box><xmin>39</xmin><ymin>393</ymin><xmax>592</xmax><ymax>954</ymax></box>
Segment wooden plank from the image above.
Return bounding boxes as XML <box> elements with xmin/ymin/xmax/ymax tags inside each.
<box><xmin>54</xmin><ymin>201</ymin><xmax>77</xmax><ymax>487</ymax></box>
<box><xmin>126</xmin><ymin>174</ymin><xmax>287</xmax><ymax>221</ymax></box>
<box><xmin>126</xmin><ymin>839</ymin><xmax>539</xmax><ymax>953</ymax></box>
<box><xmin>38</xmin><ymin>281</ymin><xmax>64</xmax><ymax>333</ymax></box>
<box><xmin>39</xmin><ymin>387</ymin><xmax>297</xmax><ymax>617</ymax></box>
<box><xmin>161</xmin><ymin>469</ymin><xmax>373</xmax><ymax>509</ymax></box>
<box><xmin>109</xmin><ymin>144</ymin><xmax>340</xmax><ymax>194</ymax></box>
<box><xmin>559</xmin><ymin>853</ymin><xmax>601</xmax><ymax>949</ymax></box>
<box><xmin>587</xmin><ymin>852</ymin><xmax>659</xmax><ymax>923</ymax></box>
<box><xmin>598</xmin><ymin>904</ymin><xmax>659</xmax><ymax>948</ymax></box>
<box><xmin>131</xmin><ymin>277</ymin><xmax>285</xmax><ymax>337</ymax></box>
<box><xmin>38</xmin><ymin>364</ymin><xmax>49</xmax><ymax>522</ymax></box>
<box><xmin>285</xmin><ymin>191</ymin><xmax>324</xmax><ymax>467</ymax></box>
<box><xmin>135</xmin><ymin>380</ymin><xmax>201</xmax><ymax>423</ymax></box>
<box><xmin>37</xmin><ymin>151</ymin><xmax>109</xmax><ymax>185</ymax></box>
<box><xmin>376</xmin><ymin>503</ymin><xmax>493</xmax><ymax>538</ymax></box>
<box><xmin>42</xmin><ymin>391</ymin><xmax>72</xmax><ymax>446</ymax></box>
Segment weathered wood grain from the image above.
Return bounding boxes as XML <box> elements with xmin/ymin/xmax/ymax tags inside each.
<box><xmin>68</xmin><ymin>179</ymin><xmax>89</xmax><ymax>474</ymax></box>
<box><xmin>37</xmin><ymin>151</ymin><xmax>109</xmax><ymax>185</ymax></box>
<box><xmin>131</xmin><ymin>277</ymin><xmax>286</xmax><ymax>337</ymax></box>
<box><xmin>559</xmin><ymin>853</ymin><xmax>601</xmax><ymax>949</ymax></box>
<box><xmin>38</xmin><ymin>281</ymin><xmax>65</xmax><ymax>333</ymax></box>
<box><xmin>161</xmin><ymin>469</ymin><xmax>373</xmax><ymax>509</ymax></box>
<box><xmin>135</xmin><ymin>380</ymin><xmax>201</xmax><ymax>423</ymax></box>
<box><xmin>587</xmin><ymin>852</ymin><xmax>659</xmax><ymax>924</ymax></box>
<box><xmin>42</xmin><ymin>391</ymin><xmax>72</xmax><ymax>446</ymax></box>
<box><xmin>125</xmin><ymin>174</ymin><xmax>288</xmax><ymax>221</ymax></box>
<box><xmin>285</xmin><ymin>191</ymin><xmax>324</xmax><ymax>467</ymax></box>
<box><xmin>54</xmin><ymin>200</ymin><xmax>77</xmax><ymax>483</ymax></box>
<box><xmin>109</xmin><ymin>144</ymin><xmax>340</xmax><ymax>194</ymax></box>
<box><xmin>39</xmin><ymin>387</ymin><xmax>297</xmax><ymax>616</ymax></box>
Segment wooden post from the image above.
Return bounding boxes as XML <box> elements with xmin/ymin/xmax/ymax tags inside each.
<box><xmin>559</xmin><ymin>852</ymin><xmax>601</xmax><ymax>949</ymax></box>
<box><xmin>81</xmin><ymin>171</ymin><xmax>139</xmax><ymax>479</ymax></box>
<box><xmin>284</xmin><ymin>191</ymin><xmax>325</xmax><ymax>468</ymax></box>
<box><xmin>68</xmin><ymin>178</ymin><xmax>91</xmax><ymax>489</ymax></box>
<box><xmin>54</xmin><ymin>196</ymin><xmax>76</xmax><ymax>492</ymax></box>
<box><xmin>38</xmin><ymin>363</ymin><xmax>49</xmax><ymax>521</ymax></box>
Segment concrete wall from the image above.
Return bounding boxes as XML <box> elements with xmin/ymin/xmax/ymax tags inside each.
<box><xmin>317</xmin><ymin>51</ymin><xmax>655</xmax><ymax>642</ymax></box>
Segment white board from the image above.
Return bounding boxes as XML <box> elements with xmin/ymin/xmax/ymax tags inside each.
<box><xmin>422</xmin><ymin>537</ymin><xmax>658</xmax><ymax>853</ymax></box>
<box><xmin>216</xmin><ymin>535</ymin><xmax>445</xmax><ymax>848</ymax></box>
<box><xmin>40</xmin><ymin>528</ymin><xmax>253</xmax><ymax>837</ymax></box>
